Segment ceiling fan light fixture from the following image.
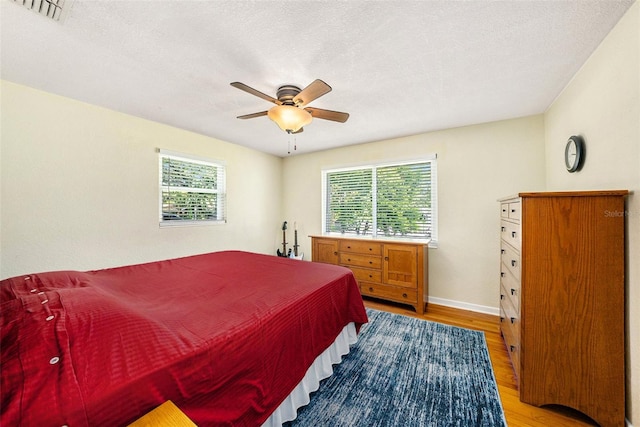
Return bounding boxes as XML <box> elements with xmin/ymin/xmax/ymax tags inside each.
<box><xmin>268</xmin><ymin>105</ymin><xmax>312</xmax><ymax>133</ymax></box>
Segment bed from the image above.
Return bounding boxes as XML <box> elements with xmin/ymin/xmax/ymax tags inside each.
<box><xmin>0</xmin><ymin>250</ymin><xmax>368</xmax><ymax>426</ymax></box>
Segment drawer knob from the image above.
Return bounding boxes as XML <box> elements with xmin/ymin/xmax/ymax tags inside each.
<box><xmin>333</xmin><ymin>251</ymin><xmax>338</xmax><ymax>255</ymax></box>
<box><xmin>384</xmin><ymin>256</ymin><xmax>389</xmax><ymax>261</ymax></box>
<box><xmin>511</xmin><ymin>260</ymin><xmax>517</xmax><ymax>267</ymax></box>
<box><xmin>510</xmin><ymin>317</ymin><xmax>516</xmax><ymax>324</ymax></box>
<box><xmin>347</xmin><ymin>245</ymin><xmax>351</xmax><ymax>249</ymax></box>
<box><xmin>501</xmin><ymin>226</ymin><xmax>506</xmax><ymax>232</ymax></box>
<box><xmin>368</xmin><ymin>287</ymin><xmax>374</xmax><ymax>292</ymax></box>
<box><xmin>369</xmin><ymin>261</ymin><xmax>373</xmax><ymax>264</ymax></box>
<box><xmin>500</xmin><ymin>317</ymin><xmax>504</xmax><ymax>323</ymax></box>
<box><xmin>511</xmin><ymin>231</ymin><xmax>517</xmax><ymax>238</ymax></box>
<box><xmin>500</xmin><ymin>294</ymin><xmax>505</xmax><ymax>300</ymax></box>
<box><xmin>402</xmin><ymin>293</ymin><xmax>408</xmax><ymax>298</ymax></box>
<box><xmin>501</xmin><ymin>249</ymin><xmax>505</xmax><ymax>254</ymax></box>
<box><xmin>347</xmin><ymin>258</ymin><xmax>351</xmax><ymax>262</ymax></box>
<box><xmin>369</xmin><ymin>274</ymin><xmax>373</xmax><ymax>278</ymax></box>
<box><xmin>369</xmin><ymin>248</ymin><xmax>373</xmax><ymax>251</ymax></box>
<box><xmin>510</xmin><ymin>288</ymin><xmax>516</xmax><ymax>295</ymax></box>
<box><xmin>510</xmin><ymin>345</ymin><xmax>516</xmax><ymax>352</ymax></box>
<box><xmin>511</xmin><ymin>209</ymin><xmax>516</xmax><ymax>213</ymax></box>
<box><xmin>501</xmin><ymin>272</ymin><xmax>505</xmax><ymax>277</ymax></box>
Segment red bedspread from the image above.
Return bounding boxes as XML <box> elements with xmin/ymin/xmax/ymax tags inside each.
<box><xmin>1</xmin><ymin>251</ymin><xmax>368</xmax><ymax>426</ymax></box>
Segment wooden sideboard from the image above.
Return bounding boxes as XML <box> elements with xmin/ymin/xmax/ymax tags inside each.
<box><xmin>498</xmin><ymin>190</ymin><xmax>627</xmax><ymax>427</ymax></box>
<box><xmin>310</xmin><ymin>235</ymin><xmax>428</xmax><ymax>314</ymax></box>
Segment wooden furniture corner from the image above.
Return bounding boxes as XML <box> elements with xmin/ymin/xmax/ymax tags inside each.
<box><xmin>128</xmin><ymin>401</ymin><xmax>197</xmax><ymax>427</ymax></box>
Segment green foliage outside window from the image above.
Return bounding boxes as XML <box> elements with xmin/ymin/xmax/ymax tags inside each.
<box><xmin>326</xmin><ymin>169</ymin><xmax>373</xmax><ymax>234</ymax></box>
<box><xmin>325</xmin><ymin>161</ymin><xmax>433</xmax><ymax>239</ymax></box>
<box><xmin>161</xmin><ymin>156</ymin><xmax>224</xmax><ymax>222</ymax></box>
<box><xmin>376</xmin><ymin>164</ymin><xmax>431</xmax><ymax>237</ymax></box>
<box><xmin>162</xmin><ymin>191</ymin><xmax>218</xmax><ymax>220</ymax></box>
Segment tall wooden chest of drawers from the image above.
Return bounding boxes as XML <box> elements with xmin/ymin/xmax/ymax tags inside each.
<box><xmin>310</xmin><ymin>236</ymin><xmax>428</xmax><ymax>314</ymax></box>
<box><xmin>498</xmin><ymin>191</ymin><xmax>627</xmax><ymax>427</ymax></box>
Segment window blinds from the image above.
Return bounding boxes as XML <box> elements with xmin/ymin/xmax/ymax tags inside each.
<box><xmin>324</xmin><ymin>160</ymin><xmax>436</xmax><ymax>240</ymax></box>
<box><xmin>12</xmin><ymin>0</ymin><xmax>69</xmax><ymax>21</ymax></box>
<box><xmin>159</xmin><ymin>150</ymin><xmax>226</xmax><ymax>224</ymax></box>
<box><xmin>376</xmin><ymin>162</ymin><xmax>433</xmax><ymax>238</ymax></box>
<box><xmin>326</xmin><ymin>168</ymin><xmax>373</xmax><ymax>235</ymax></box>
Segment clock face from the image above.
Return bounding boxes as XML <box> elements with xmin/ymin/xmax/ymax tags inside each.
<box><xmin>565</xmin><ymin>136</ymin><xmax>584</xmax><ymax>172</ymax></box>
<box><xmin>565</xmin><ymin>139</ymin><xmax>577</xmax><ymax>168</ymax></box>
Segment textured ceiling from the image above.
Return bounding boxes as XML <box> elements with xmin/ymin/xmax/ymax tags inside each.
<box><xmin>1</xmin><ymin>0</ymin><xmax>634</xmax><ymax>157</ymax></box>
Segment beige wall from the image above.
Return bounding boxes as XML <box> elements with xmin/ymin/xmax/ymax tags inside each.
<box><xmin>544</xmin><ymin>1</ymin><xmax>639</xmax><ymax>424</ymax></box>
<box><xmin>0</xmin><ymin>81</ymin><xmax>283</xmax><ymax>278</ymax></box>
<box><xmin>282</xmin><ymin>115</ymin><xmax>546</xmax><ymax>312</ymax></box>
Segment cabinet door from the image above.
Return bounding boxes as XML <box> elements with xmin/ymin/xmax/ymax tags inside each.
<box><xmin>383</xmin><ymin>244</ymin><xmax>417</xmax><ymax>288</ymax></box>
<box><xmin>312</xmin><ymin>238</ymin><xmax>339</xmax><ymax>264</ymax></box>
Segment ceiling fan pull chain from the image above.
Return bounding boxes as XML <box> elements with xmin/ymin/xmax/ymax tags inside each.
<box><xmin>286</xmin><ymin>130</ymin><xmax>298</xmax><ymax>154</ymax></box>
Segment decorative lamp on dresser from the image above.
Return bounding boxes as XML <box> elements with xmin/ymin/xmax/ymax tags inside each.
<box><xmin>498</xmin><ymin>190</ymin><xmax>628</xmax><ymax>427</ymax></box>
<box><xmin>310</xmin><ymin>236</ymin><xmax>428</xmax><ymax>314</ymax></box>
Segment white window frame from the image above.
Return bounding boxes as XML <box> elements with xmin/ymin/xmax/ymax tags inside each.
<box><xmin>158</xmin><ymin>149</ymin><xmax>226</xmax><ymax>227</ymax></box>
<box><xmin>321</xmin><ymin>155</ymin><xmax>438</xmax><ymax>246</ymax></box>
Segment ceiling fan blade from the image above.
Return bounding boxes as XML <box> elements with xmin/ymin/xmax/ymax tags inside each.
<box><xmin>237</xmin><ymin>111</ymin><xmax>268</xmax><ymax>119</ymax></box>
<box><xmin>305</xmin><ymin>107</ymin><xmax>349</xmax><ymax>123</ymax></box>
<box><xmin>293</xmin><ymin>79</ymin><xmax>332</xmax><ymax>107</ymax></box>
<box><xmin>230</xmin><ymin>82</ymin><xmax>281</xmax><ymax>105</ymax></box>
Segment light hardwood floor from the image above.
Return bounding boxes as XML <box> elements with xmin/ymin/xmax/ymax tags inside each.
<box><xmin>363</xmin><ymin>298</ymin><xmax>598</xmax><ymax>427</ymax></box>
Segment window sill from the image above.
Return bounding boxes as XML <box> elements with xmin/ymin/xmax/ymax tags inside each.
<box><xmin>159</xmin><ymin>220</ymin><xmax>225</xmax><ymax>228</ymax></box>
<box><xmin>318</xmin><ymin>232</ymin><xmax>436</xmax><ymax>247</ymax></box>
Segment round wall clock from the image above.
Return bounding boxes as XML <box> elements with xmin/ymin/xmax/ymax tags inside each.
<box><xmin>565</xmin><ymin>135</ymin><xmax>585</xmax><ymax>173</ymax></box>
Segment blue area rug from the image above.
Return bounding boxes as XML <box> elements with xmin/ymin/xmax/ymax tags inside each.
<box><xmin>285</xmin><ymin>308</ymin><xmax>506</xmax><ymax>427</ymax></box>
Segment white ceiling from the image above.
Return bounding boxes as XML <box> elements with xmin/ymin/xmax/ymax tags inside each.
<box><xmin>1</xmin><ymin>0</ymin><xmax>634</xmax><ymax>157</ymax></box>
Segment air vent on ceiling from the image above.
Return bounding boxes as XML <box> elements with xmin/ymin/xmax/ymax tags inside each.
<box><xmin>12</xmin><ymin>0</ymin><xmax>73</xmax><ymax>22</ymax></box>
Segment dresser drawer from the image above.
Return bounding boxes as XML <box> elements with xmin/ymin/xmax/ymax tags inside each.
<box><xmin>501</xmin><ymin>242</ymin><xmax>520</xmax><ymax>280</ymax></box>
<box><xmin>500</xmin><ymin>306</ymin><xmax>520</xmax><ymax>381</ymax></box>
<box><xmin>339</xmin><ymin>240</ymin><xmax>382</xmax><ymax>255</ymax></box>
<box><xmin>501</xmin><ymin>220</ymin><xmax>521</xmax><ymax>249</ymax></box>
<box><xmin>500</xmin><ymin>291</ymin><xmax>520</xmax><ymax>342</ymax></box>
<box><xmin>360</xmin><ymin>282</ymin><xmax>417</xmax><ymax>303</ymax></box>
<box><xmin>500</xmin><ymin>268</ymin><xmax>520</xmax><ymax>312</ymax></box>
<box><xmin>500</xmin><ymin>203</ymin><xmax>510</xmax><ymax>218</ymax></box>
<box><xmin>500</xmin><ymin>281</ymin><xmax>520</xmax><ymax>320</ymax></box>
<box><xmin>507</xmin><ymin>201</ymin><xmax>521</xmax><ymax>220</ymax></box>
<box><xmin>339</xmin><ymin>253</ymin><xmax>382</xmax><ymax>269</ymax></box>
<box><xmin>500</xmin><ymin>305</ymin><xmax>519</xmax><ymax>344</ymax></box>
<box><xmin>349</xmin><ymin>266</ymin><xmax>382</xmax><ymax>284</ymax></box>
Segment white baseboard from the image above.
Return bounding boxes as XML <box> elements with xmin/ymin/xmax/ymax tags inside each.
<box><xmin>427</xmin><ymin>296</ymin><xmax>500</xmax><ymax>316</ymax></box>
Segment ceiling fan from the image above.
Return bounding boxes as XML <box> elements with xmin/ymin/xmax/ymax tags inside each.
<box><xmin>230</xmin><ymin>79</ymin><xmax>349</xmax><ymax>134</ymax></box>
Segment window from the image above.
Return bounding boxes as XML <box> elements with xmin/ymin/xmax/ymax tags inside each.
<box><xmin>158</xmin><ymin>149</ymin><xmax>226</xmax><ymax>226</ymax></box>
<box><xmin>322</xmin><ymin>157</ymin><xmax>437</xmax><ymax>243</ymax></box>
